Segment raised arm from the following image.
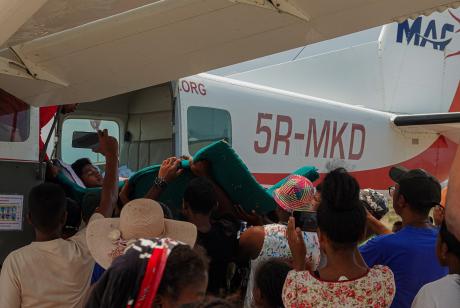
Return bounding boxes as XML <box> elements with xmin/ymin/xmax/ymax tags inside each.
<box><xmin>287</xmin><ymin>216</ymin><xmax>310</xmax><ymax>271</ymax></box>
<box><xmin>366</xmin><ymin>210</ymin><xmax>392</xmax><ymax>236</ymax></box>
<box><xmin>144</xmin><ymin>157</ymin><xmax>183</xmax><ymax>201</ymax></box>
<box><xmin>94</xmin><ymin>130</ymin><xmax>119</xmax><ymax>218</ymax></box>
<box><xmin>446</xmin><ymin>146</ymin><xmax>460</xmax><ymax>239</ymax></box>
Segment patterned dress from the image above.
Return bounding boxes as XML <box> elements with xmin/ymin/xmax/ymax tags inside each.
<box><xmin>282</xmin><ymin>265</ymin><xmax>395</xmax><ymax>308</ymax></box>
<box><xmin>244</xmin><ymin>224</ymin><xmax>320</xmax><ymax>308</ymax></box>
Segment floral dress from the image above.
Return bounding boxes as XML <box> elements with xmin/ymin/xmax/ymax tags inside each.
<box><xmin>282</xmin><ymin>265</ymin><xmax>395</xmax><ymax>308</ymax></box>
<box><xmin>244</xmin><ymin>224</ymin><xmax>321</xmax><ymax>308</ymax></box>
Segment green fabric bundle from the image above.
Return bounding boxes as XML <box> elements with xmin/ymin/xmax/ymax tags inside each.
<box><xmin>56</xmin><ymin>141</ymin><xmax>319</xmax><ymax>218</ymax></box>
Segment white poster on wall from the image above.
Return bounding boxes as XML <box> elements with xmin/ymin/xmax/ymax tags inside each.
<box><xmin>0</xmin><ymin>195</ymin><xmax>23</xmax><ymax>231</ymax></box>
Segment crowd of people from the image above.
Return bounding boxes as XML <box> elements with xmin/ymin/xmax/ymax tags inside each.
<box><xmin>0</xmin><ymin>130</ymin><xmax>460</xmax><ymax>308</ymax></box>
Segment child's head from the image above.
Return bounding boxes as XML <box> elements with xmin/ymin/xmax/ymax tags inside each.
<box><xmin>436</xmin><ymin>220</ymin><xmax>460</xmax><ymax>268</ymax></box>
<box><xmin>253</xmin><ymin>259</ymin><xmax>292</xmax><ymax>308</ymax></box>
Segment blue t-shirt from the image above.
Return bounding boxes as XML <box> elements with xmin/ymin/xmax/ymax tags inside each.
<box><xmin>91</xmin><ymin>263</ymin><xmax>105</xmax><ymax>285</ymax></box>
<box><xmin>359</xmin><ymin>226</ymin><xmax>448</xmax><ymax>308</ymax></box>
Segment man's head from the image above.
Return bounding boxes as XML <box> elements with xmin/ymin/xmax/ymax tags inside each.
<box><xmin>71</xmin><ymin>158</ymin><xmax>103</xmax><ymax>187</ymax></box>
<box><xmin>28</xmin><ymin>183</ymin><xmax>67</xmax><ymax>234</ymax></box>
<box><xmin>182</xmin><ymin>177</ymin><xmax>217</xmax><ymax>219</ymax></box>
<box><xmin>389</xmin><ymin>166</ymin><xmax>441</xmax><ymax>218</ymax></box>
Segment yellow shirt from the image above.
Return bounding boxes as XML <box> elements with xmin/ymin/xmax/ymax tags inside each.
<box><xmin>0</xmin><ymin>213</ymin><xmax>103</xmax><ymax>308</ymax></box>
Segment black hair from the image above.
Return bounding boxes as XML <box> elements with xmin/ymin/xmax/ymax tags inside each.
<box><xmin>71</xmin><ymin>158</ymin><xmax>92</xmax><ymax>178</ymax></box>
<box><xmin>317</xmin><ymin>168</ymin><xmax>366</xmax><ymax>249</ymax></box>
<box><xmin>157</xmin><ymin>245</ymin><xmax>208</xmax><ymax>299</ymax></box>
<box><xmin>184</xmin><ymin>177</ymin><xmax>217</xmax><ymax>215</ymax></box>
<box><xmin>63</xmin><ymin>198</ymin><xmax>82</xmax><ymax>236</ymax></box>
<box><xmin>254</xmin><ymin>259</ymin><xmax>292</xmax><ymax>308</ymax></box>
<box><xmin>28</xmin><ymin>183</ymin><xmax>67</xmax><ymax>233</ymax></box>
<box><xmin>86</xmin><ymin>242</ymin><xmax>208</xmax><ymax>308</ymax></box>
<box><xmin>439</xmin><ymin>221</ymin><xmax>460</xmax><ymax>259</ymax></box>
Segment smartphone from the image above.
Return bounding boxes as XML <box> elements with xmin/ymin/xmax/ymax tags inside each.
<box><xmin>72</xmin><ymin>131</ymin><xmax>99</xmax><ymax>149</ymax></box>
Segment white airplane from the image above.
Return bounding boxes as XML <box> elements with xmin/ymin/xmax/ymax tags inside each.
<box><xmin>1</xmin><ymin>6</ymin><xmax>460</xmax><ymax>191</ymax></box>
<box><xmin>0</xmin><ymin>0</ymin><xmax>458</xmax><ymax>106</ymax></box>
<box><xmin>197</xmin><ymin>7</ymin><xmax>460</xmax><ymax>189</ymax></box>
<box><xmin>0</xmin><ymin>1</ymin><xmax>459</xmax><ymax>261</ymax></box>
<box><xmin>43</xmin><ymin>7</ymin><xmax>460</xmax><ymax>192</ymax></box>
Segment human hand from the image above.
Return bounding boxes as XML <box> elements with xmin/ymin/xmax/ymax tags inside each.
<box><xmin>119</xmin><ymin>180</ymin><xmax>131</xmax><ymax>206</ymax></box>
<box><xmin>234</xmin><ymin>205</ymin><xmax>264</xmax><ymax>226</ymax></box>
<box><xmin>93</xmin><ymin>129</ymin><xmax>118</xmax><ymax>158</ymax></box>
<box><xmin>158</xmin><ymin>157</ymin><xmax>183</xmax><ymax>183</ymax></box>
<box><xmin>190</xmin><ymin>159</ymin><xmax>212</xmax><ymax>178</ymax></box>
<box><xmin>433</xmin><ymin>205</ymin><xmax>444</xmax><ymax>227</ymax></box>
<box><xmin>287</xmin><ymin>216</ymin><xmax>307</xmax><ymax>271</ymax></box>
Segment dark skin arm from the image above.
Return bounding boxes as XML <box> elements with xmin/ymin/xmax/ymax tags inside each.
<box><xmin>238</xmin><ymin>226</ymin><xmax>265</xmax><ymax>261</ymax></box>
<box><xmin>287</xmin><ymin>217</ymin><xmax>309</xmax><ymax>271</ymax></box>
<box><xmin>94</xmin><ymin>130</ymin><xmax>119</xmax><ymax>218</ymax></box>
<box><xmin>366</xmin><ymin>211</ymin><xmax>392</xmax><ymax>235</ymax></box>
<box><xmin>144</xmin><ymin>157</ymin><xmax>183</xmax><ymax>201</ymax></box>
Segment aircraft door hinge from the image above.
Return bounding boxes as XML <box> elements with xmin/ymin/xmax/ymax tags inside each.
<box><xmin>0</xmin><ymin>46</ymin><xmax>68</xmax><ymax>87</ymax></box>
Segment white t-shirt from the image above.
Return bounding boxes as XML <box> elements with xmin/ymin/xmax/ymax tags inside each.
<box><xmin>412</xmin><ymin>274</ymin><xmax>460</xmax><ymax>308</ymax></box>
<box><xmin>0</xmin><ymin>213</ymin><xmax>103</xmax><ymax>308</ymax></box>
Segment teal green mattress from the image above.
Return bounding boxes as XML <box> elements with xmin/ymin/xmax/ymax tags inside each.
<box><xmin>56</xmin><ymin>141</ymin><xmax>319</xmax><ymax>218</ymax></box>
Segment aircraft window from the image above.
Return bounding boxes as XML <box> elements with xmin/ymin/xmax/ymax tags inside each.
<box><xmin>61</xmin><ymin>119</ymin><xmax>120</xmax><ymax>165</ymax></box>
<box><xmin>187</xmin><ymin>106</ymin><xmax>232</xmax><ymax>155</ymax></box>
<box><xmin>0</xmin><ymin>89</ymin><xmax>30</xmax><ymax>142</ymax></box>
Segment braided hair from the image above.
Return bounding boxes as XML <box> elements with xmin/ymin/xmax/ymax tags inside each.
<box><xmin>317</xmin><ymin>168</ymin><xmax>366</xmax><ymax>249</ymax></box>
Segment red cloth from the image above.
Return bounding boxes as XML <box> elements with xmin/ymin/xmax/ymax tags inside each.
<box><xmin>39</xmin><ymin>106</ymin><xmax>58</xmax><ymax>160</ymax></box>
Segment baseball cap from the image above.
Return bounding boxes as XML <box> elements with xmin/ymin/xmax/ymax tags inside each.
<box><xmin>389</xmin><ymin>166</ymin><xmax>441</xmax><ymax>210</ymax></box>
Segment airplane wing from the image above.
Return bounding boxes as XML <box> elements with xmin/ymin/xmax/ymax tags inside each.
<box><xmin>392</xmin><ymin>113</ymin><xmax>460</xmax><ymax>143</ymax></box>
<box><xmin>0</xmin><ymin>0</ymin><xmax>458</xmax><ymax>106</ymax></box>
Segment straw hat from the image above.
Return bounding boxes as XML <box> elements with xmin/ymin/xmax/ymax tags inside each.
<box><xmin>86</xmin><ymin>198</ymin><xmax>197</xmax><ymax>269</ymax></box>
<box><xmin>273</xmin><ymin>175</ymin><xmax>316</xmax><ymax>212</ymax></box>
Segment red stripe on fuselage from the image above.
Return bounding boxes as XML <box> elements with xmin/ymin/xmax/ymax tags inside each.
<box><xmin>448</xmin><ymin>82</ymin><xmax>460</xmax><ymax>112</ymax></box>
<box><xmin>253</xmin><ymin>136</ymin><xmax>457</xmax><ymax>189</ymax></box>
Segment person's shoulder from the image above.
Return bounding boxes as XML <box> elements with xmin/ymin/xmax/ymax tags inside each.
<box><xmin>285</xmin><ymin>270</ymin><xmax>313</xmax><ymax>285</ymax></box>
<box><xmin>412</xmin><ymin>277</ymin><xmax>444</xmax><ymax>307</ymax></box>
<box><xmin>370</xmin><ymin>265</ymin><xmax>394</xmax><ymax>278</ymax></box>
<box><xmin>364</xmin><ymin>231</ymin><xmax>401</xmax><ymax>247</ymax></box>
<box><xmin>88</xmin><ymin>212</ymin><xmax>105</xmax><ymax>223</ymax></box>
<box><xmin>6</xmin><ymin>243</ymin><xmax>34</xmax><ymax>258</ymax></box>
<box><xmin>240</xmin><ymin>225</ymin><xmax>265</xmax><ymax>240</ymax></box>
<box><xmin>420</xmin><ymin>274</ymin><xmax>459</xmax><ymax>290</ymax></box>
<box><xmin>239</xmin><ymin>225</ymin><xmax>265</xmax><ymax>250</ymax></box>
<box><xmin>1</xmin><ymin>244</ymin><xmax>34</xmax><ymax>269</ymax></box>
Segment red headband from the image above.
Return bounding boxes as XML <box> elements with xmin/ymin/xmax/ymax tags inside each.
<box><xmin>127</xmin><ymin>238</ymin><xmax>178</xmax><ymax>308</ymax></box>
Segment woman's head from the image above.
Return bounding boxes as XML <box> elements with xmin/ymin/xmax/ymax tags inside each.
<box><xmin>253</xmin><ymin>259</ymin><xmax>292</xmax><ymax>308</ymax></box>
<box><xmin>156</xmin><ymin>245</ymin><xmax>208</xmax><ymax>307</ymax></box>
<box><xmin>317</xmin><ymin>168</ymin><xmax>366</xmax><ymax>251</ymax></box>
<box><xmin>86</xmin><ymin>238</ymin><xmax>208</xmax><ymax>308</ymax></box>
<box><xmin>436</xmin><ymin>220</ymin><xmax>460</xmax><ymax>268</ymax></box>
